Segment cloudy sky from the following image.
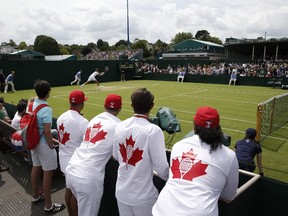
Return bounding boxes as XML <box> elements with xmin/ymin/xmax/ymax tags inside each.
<box><xmin>1</xmin><ymin>0</ymin><xmax>287</xmax><ymax>46</ymax></box>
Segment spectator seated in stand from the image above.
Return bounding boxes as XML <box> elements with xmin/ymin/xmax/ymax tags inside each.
<box><xmin>177</xmin><ymin>71</ymin><xmax>186</xmax><ymax>82</ymax></box>
<box><xmin>229</xmin><ymin>71</ymin><xmax>237</xmax><ymax>85</ymax></box>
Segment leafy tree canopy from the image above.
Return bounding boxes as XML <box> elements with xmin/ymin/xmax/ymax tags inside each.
<box><xmin>171</xmin><ymin>32</ymin><xmax>193</xmax><ymax>44</ymax></box>
<box><xmin>97</xmin><ymin>39</ymin><xmax>110</xmax><ymax>51</ymax></box>
<box><xmin>18</xmin><ymin>41</ymin><xmax>28</xmax><ymax>50</ymax></box>
<box><xmin>195</xmin><ymin>30</ymin><xmax>210</xmax><ymax>41</ymax></box>
<box><xmin>34</xmin><ymin>35</ymin><xmax>60</xmax><ymax>55</ymax></box>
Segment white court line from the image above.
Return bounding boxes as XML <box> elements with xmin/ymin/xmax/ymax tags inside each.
<box><xmin>157</xmin><ymin>91</ymin><xmax>257</xmax><ymax>105</ymax></box>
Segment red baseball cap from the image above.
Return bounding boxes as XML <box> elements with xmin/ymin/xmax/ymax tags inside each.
<box><xmin>69</xmin><ymin>90</ymin><xmax>88</xmax><ymax>104</ymax></box>
<box><xmin>104</xmin><ymin>94</ymin><xmax>122</xmax><ymax>109</ymax></box>
<box><xmin>194</xmin><ymin>106</ymin><xmax>220</xmax><ymax>128</ymax></box>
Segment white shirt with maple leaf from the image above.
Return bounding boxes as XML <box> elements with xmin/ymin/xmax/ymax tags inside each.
<box><xmin>152</xmin><ymin>134</ymin><xmax>239</xmax><ymax>216</ymax></box>
<box><xmin>66</xmin><ymin>111</ymin><xmax>121</xmax><ymax>181</ymax></box>
<box><xmin>113</xmin><ymin>116</ymin><xmax>169</xmax><ymax>206</ymax></box>
<box><xmin>57</xmin><ymin>110</ymin><xmax>89</xmax><ymax>174</ymax></box>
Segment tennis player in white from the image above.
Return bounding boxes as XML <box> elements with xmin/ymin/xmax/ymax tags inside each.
<box><xmin>81</xmin><ymin>68</ymin><xmax>104</xmax><ymax>87</ymax></box>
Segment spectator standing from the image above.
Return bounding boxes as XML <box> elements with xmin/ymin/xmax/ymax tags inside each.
<box><xmin>120</xmin><ymin>68</ymin><xmax>126</xmax><ymax>81</ymax></box>
<box><xmin>30</xmin><ymin>80</ymin><xmax>65</xmax><ymax>214</ymax></box>
<box><xmin>66</xmin><ymin>94</ymin><xmax>122</xmax><ymax>216</ymax></box>
<box><xmin>0</xmin><ymin>69</ymin><xmax>5</xmax><ymax>92</ymax></box>
<box><xmin>4</xmin><ymin>71</ymin><xmax>16</xmax><ymax>93</ymax></box>
<box><xmin>152</xmin><ymin>106</ymin><xmax>239</xmax><ymax>216</ymax></box>
<box><xmin>234</xmin><ymin>128</ymin><xmax>264</xmax><ymax>175</ymax></box>
<box><xmin>113</xmin><ymin>88</ymin><xmax>169</xmax><ymax>216</ymax></box>
<box><xmin>70</xmin><ymin>70</ymin><xmax>82</xmax><ymax>85</ymax></box>
<box><xmin>56</xmin><ymin>90</ymin><xmax>89</xmax><ymax>216</ymax></box>
<box><xmin>81</xmin><ymin>68</ymin><xmax>104</xmax><ymax>87</ymax></box>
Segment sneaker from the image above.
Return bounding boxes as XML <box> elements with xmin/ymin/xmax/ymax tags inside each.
<box><xmin>31</xmin><ymin>194</ymin><xmax>44</xmax><ymax>203</ymax></box>
<box><xmin>44</xmin><ymin>203</ymin><xmax>66</xmax><ymax>213</ymax></box>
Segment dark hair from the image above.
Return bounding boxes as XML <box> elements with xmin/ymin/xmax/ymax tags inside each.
<box><xmin>245</xmin><ymin>128</ymin><xmax>257</xmax><ymax>140</ymax></box>
<box><xmin>131</xmin><ymin>88</ymin><xmax>154</xmax><ymax>114</ymax></box>
<box><xmin>19</xmin><ymin>98</ymin><xmax>28</xmax><ymax>104</ymax></box>
<box><xmin>16</xmin><ymin>101</ymin><xmax>27</xmax><ymax>113</ymax></box>
<box><xmin>194</xmin><ymin>124</ymin><xmax>223</xmax><ymax>152</ymax></box>
<box><xmin>34</xmin><ymin>80</ymin><xmax>51</xmax><ymax>98</ymax></box>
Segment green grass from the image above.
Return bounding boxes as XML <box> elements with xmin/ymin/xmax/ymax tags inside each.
<box><xmin>3</xmin><ymin>80</ymin><xmax>288</xmax><ymax>182</ymax></box>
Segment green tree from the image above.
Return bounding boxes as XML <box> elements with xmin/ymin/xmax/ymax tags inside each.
<box><xmin>87</xmin><ymin>42</ymin><xmax>97</xmax><ymax>50</ymax></box>
<box><xmin>8</xmin><ymin>39</ymin><xmax>17</xmax><ymax>47</ymax></box>
<box><xmin>81</xmin><ymin>46</ymin><xmax>92</xmax><ymax>56</ymax></box>
<box><xmin>195</xmin><ymin>30</ymin><xmax>222</xmax><ymax>44</ymax></box>
<box><xmin>115</xmin><ymin>39</ymin><xmax>128</xmax><ymax>48</ymax></box>
<box><xmin>18</xmin><ymin>41</ymin><xmax>28</xmax><ymax>50</ymax></box>
<box><xmin>209</xmin><ymin>36</ymin><xmax>222</xmax><ymax>45</ymax></box>
<box><xmin>60</xmin><ymin>48</ymin><xmax>69</xmax><ymax>55</ymax></box>
<box><xmin>171</xmin><ymin>32</ymin><xmax>193</xmax><ymax>44</ymax></box>
<box><xmin>70</xmin><ymin>44</ymin><xmax>83</xmax><ymax>56</ymax></box>
<box><xmin>131</xmin><ymin>39</ymin><xmax>151</xmax><ymax>57</ymax></box>
<box><xmin>34</xmin><ymin>35</ymin><xmax>60</xmax><ymax>55</ymax></box>
<box><xmin>153</xmin><ymin>39</ymin><xmax>169</xmax><ymax>57</ymax></box>
<box><xmin>195</xmin><ymin>30</ymin><xmax>210</xmax><ymax>41</ymax></box>
<box><xmin>97</xmin><ymin>39</ymin><xmax>109</xmax><ymax>51</ymax></box>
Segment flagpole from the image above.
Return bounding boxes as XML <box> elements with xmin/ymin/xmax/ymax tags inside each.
<box><xmin>126</xmin><ymin>0</ymin><xmax>130</xmax><ymax>48</ymax></box>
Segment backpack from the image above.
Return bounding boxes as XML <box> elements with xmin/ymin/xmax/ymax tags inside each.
<box><xmin>11</xmin><ymin>104</ymin><xmax>48</xmax><ymax>151</ymax></box>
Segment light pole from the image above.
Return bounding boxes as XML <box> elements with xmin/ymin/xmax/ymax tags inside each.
<box><xmin>126</xmin><ymin>0</ymin><xmax>130</xmax><ymax>48</ymax></box>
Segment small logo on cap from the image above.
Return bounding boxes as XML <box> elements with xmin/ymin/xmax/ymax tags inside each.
<box><xmin>109</xmin><ymin>102</ymin><xmax>115</xmax><ymax>108</ymax></box>
<box><xmin>205</xmin><ymin>120</ymin><xmax>212</xmax><ymax>128</ymax></box>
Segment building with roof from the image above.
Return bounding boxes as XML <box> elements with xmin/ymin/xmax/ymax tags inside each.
<box><xmin>162</xmin><ymin>39</ymin><xmax>226</xmax><ymax>60</ymax></box>
<box><xmin>45</xmin><ymin>54</ymin><xmax>77</xmax><ymax>61</ymax></box>
<box><xmin>224</xmin><ymin>37</ymin><xmax>288</xmax><ymax>61</ymax></box>
<box><xmin>11</xmin><ymin>50</ymin><xmax>45</xmax><ymax>60</ymax></box>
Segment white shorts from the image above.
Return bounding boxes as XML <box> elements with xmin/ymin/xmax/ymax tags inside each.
<box><xmin>117</xmin><ymin>198</ymin><xmax>156</xmax><ymax>216</ymax></box>
<box><xmin>88</xmin><ymin>76</ymin><xmax>96</xmax><ymax>82</ymax></box>
<box><xmin>31</xmin><ymin>143</ymin><xmax>58</xmax><ymax>171</ymax></box>
<box><xmin>66</xmin><ymin>174</ymin><xmax>103</xmax><ymax>216</ymax></box>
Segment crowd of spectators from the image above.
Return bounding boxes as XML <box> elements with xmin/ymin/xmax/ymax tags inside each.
<box><xmin>136</xmin><ymin>61</ymin><xmax>288</xmax><ymax>78</ymax></box>
<box><xmin>81</xmin><ymin>49</ymin><xmax>141</xmax><ymax>60</ymax></box>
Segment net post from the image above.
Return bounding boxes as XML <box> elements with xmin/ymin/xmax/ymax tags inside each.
<box><xmin>256</xmin><ymin>104</ymin><xmax>263</xmax><ymax>142</ymax></box>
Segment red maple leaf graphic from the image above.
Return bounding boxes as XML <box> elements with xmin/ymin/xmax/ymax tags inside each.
<box><xmin>171</xmin><ymin>148</ymin><xmax>208</xmax><ymax>181</ymax></box>
<box><xmin>58</xmin><ymin>123</ymin><xmax>70</xmax><ymax>145</ymax></box>
<box><xmin>183</xmin><ymin>161</ymin><xmax>208</xmax><ymax>180</ymax></box>
<box><xmin>83</xmin><ymin>122</ymin><xmax>107</xmax><ymax>144</ymax></box>
<box><xmin>84</xmin><ymin>127</ymin><xmax>91</xmax><ymax>142</ymax></box>
<box><xmin>60</xmin><ymin>132</ymin><xmax>70</xmax><ymax>144</ymax></box>
<box><xmin>119</xmin><ymin>135</ymin><xmax>143</xmax><ymax>168</ymax></box>
<box><xmin>59</xmin><ymin>123</ymin><xmax>65</xmax><ymax>131</ymax></box>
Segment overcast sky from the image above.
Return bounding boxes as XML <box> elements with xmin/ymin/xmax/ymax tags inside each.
<box><xmin>1</xmin><ymin>0</ymin><xmax>287</xmax><ymax>46</ymax></box>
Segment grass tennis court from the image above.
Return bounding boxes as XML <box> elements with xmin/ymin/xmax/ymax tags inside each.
<box><xmin>3</xmin><ymin>80</ymin><xmax>288</xmax><ymax>182</ymax></box>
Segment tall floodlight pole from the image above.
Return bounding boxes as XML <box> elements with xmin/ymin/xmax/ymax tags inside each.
<box><xmin>127</xmin><ymin>0</ymin><xmax>130</xmax><ymax>48</ymax></box>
